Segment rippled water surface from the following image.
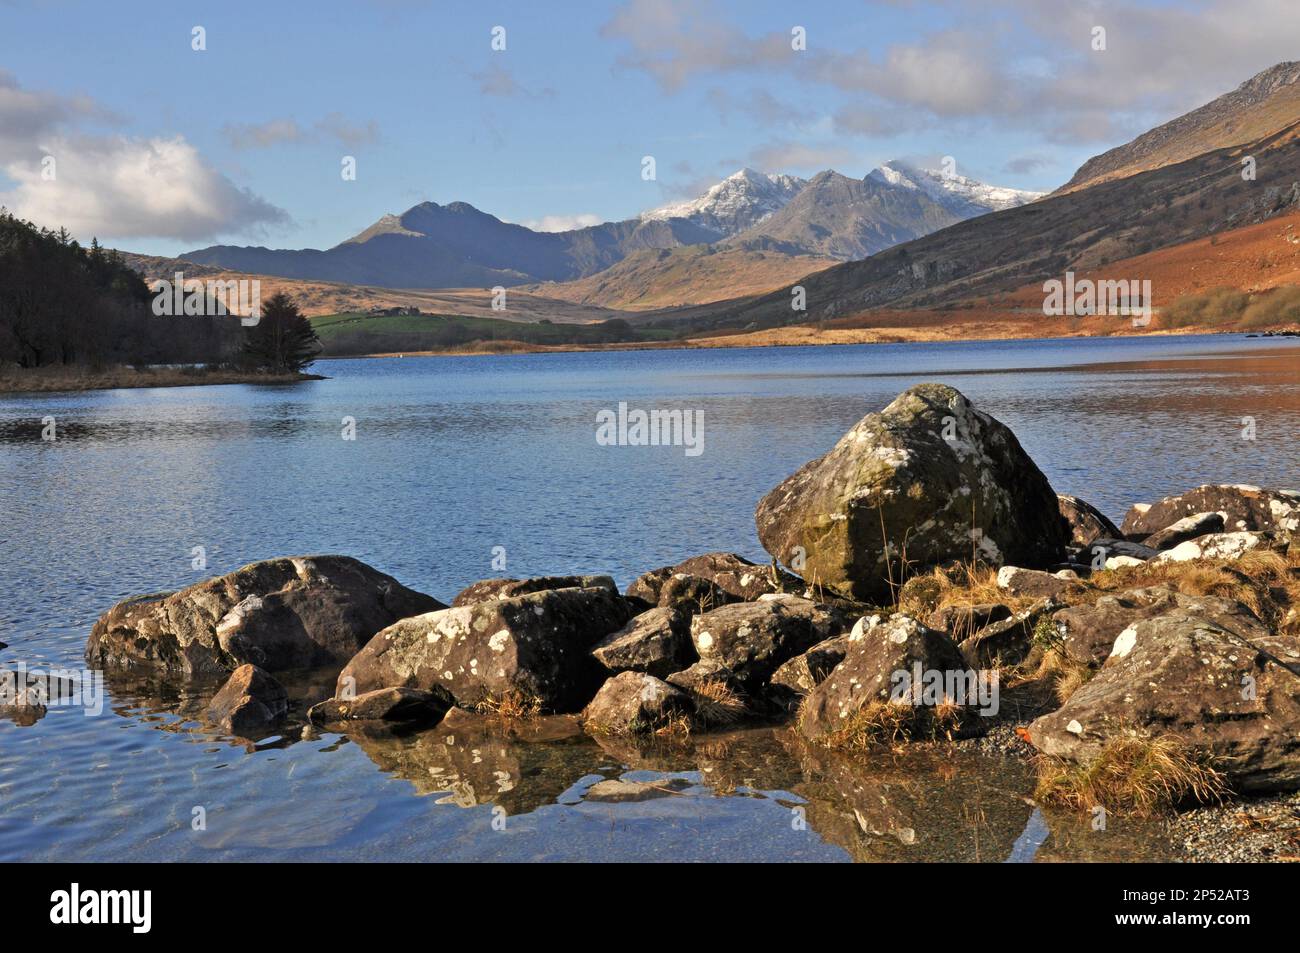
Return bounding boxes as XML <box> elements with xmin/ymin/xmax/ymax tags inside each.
<box><xmin>1</xmin><ymin>334</ymin><xmax>1297</xmax><ymax>861</ymax></box>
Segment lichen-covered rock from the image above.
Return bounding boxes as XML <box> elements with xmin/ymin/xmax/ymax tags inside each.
<box><xmin>671</xmin><ymin>552</ymin><xmax>802</xmax><ymax>601</ymax></box>
<box><xmin>307</xmin><ymin>686</ymin><xmax>455</xmax><ymax>725</ymax></box>
<box><xmin>451</xmin><ymin>574</ymin><xmax>616</xmax><ymax>607</ymax></box>
<box><xmin>1122</xmin><ymin>484</ymin><xmax>1300</xmax><ymax>537</ymax></box>
<box><xmin>336</xmin><ymin>585</ymin><xmax>629</xmax><ymax>712</ymax></box>
<box><xmin>1052</xmin><ymin>587</ymin><xmax>1269</xmax><ymax>668</ymax></box>
<box><xmin>756</xmin><ymin>384</ymin><xmax>1068</xmax><ymax>601</ymax></box>
<box><xmin>582</xmin><ymin>671</ymin><xmax>693</xmax><ymax>734</ymax></box>
<box><xmin>591</xmin><ymin>606</ymin><xmax>694</xmax><ymax>678</ymax></box>
<box><xmin>0</xmin><ymin>673</ymin><xmax>47</xmax><ymax>726</ymax></box>
<box><xmin>657</xmin><ymin>573</ymin><xmax>735</xmax><ymax>615</ymax></box>
<box><xmin>85</xmin><ymin>556</ymin><xmax>444</xmax><ymax>678</ymax></box>
<box><xmin>996</xmin><ymin>566</ymin><xmax>1081</xmax><ymax>599</ymax></box>
<box><xmin>797</xmin><ymin>615</ymin><xmax>989</xmax><ymax>743</ymax></box>
<box><xmin>689</xmin><ymin>596</ymin><xmax>849</xmax><ymax>689</ymax></box>
<box><xmin>769</xmin><ymin>635</ymin><xmax>850</xmax><ymax>700</ymax></box>
<box><xmin>206</xmin><ymin>664</ymin><xmax>288</xmax><ymax>736</ymax></box>
<box><xmin>1143</xmin><ymin>512</ymin><xmax>1226</xmax><ymax>551</ymax></box>
<box><xmin>1028</xmin><ymin>610</ymin><xmax>1300</xmax><ymax>792</ymax></box>
<box><xmin>1058</xmin><ymin>495</ymin><xmax>1122</xmax><ymax>546</ymax></box>
<box><xmin>1155</xmin><ymin>531</ymin><xmax>1269</xmax><ymax>563</ymax></box>
<box><xmin>625</xmin><ymin>567</ymin><xmax>673</xmax><ymax>606</ymax></box>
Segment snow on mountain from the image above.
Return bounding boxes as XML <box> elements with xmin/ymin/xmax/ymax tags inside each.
<box><xmin>867</xmin><ymin>160</ymin><xmax>1044</xmax><ymax>216</ymax></box>
<box><xmin>641</xmin><ymin>168</ymin><xmax>807</xmax><ymax>237</ymax></box>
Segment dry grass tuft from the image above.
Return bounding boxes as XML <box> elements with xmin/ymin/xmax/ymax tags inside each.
<box><xmin>653</xmin><ymin>712</ymin><xmax>693</xmax><ymax>738</ymax></box>
<box><xmin>475</xmin><ymin>691</ymin><xmax>544</xmax><ymax>721</ymax></box>
<box><xmin>808</xmin><ymin>696</ymin><xmax>964</xmax><ymax>749</ymax></box>
<box><xmin>1035</xmin><ymin>735</ymin><xmax>1229</xmax><ymax>816</ymax></box>
<box><xmin>690</xmin><ymin>678</ymin><xmax>747</xmax><ymax>728</ymax></box>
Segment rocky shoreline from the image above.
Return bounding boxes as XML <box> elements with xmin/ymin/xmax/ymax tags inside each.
<box><xmin>10</xmin><ymin>382</ymin><xmax>1300</xmax><ymax>861</ymax></box>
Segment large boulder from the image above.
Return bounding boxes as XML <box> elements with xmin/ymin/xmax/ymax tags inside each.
<box><xmin>581</xmin><ymin>671</ymin><xmax>693</xmax><ymax>734</ymax></box>
<box><xmin>689</xmin><ymin>595</ymin><xmax>849</xmax><ymax>689</ymax></box>
<box><xmin>1121</xmin><ymin>484</ymin><xmax>1300</xmax><ymax>538</ymax></box>
<box><xmin>1058</xmin><ymin>495</ymin><xmax>1122</xmax><ymax>547</ymax></box>
<box><xmin>206</xmin><ymin>664</ymin><xmax>288</xmax><ymax>736</ymax></box>
<box><xmin>336</xmin><ymin>585</ymin><xmax>629</xmax><ymax>712</ymax></box>
<box><xmin>756</xmin><ymin>384</ymin><xmax>1068</xmax><ymax>601</ymax></box>
<box><xmin>797</xmin><ymin>615</ymin><xmax>992</xmax><ymax>744</ymax></box>
<box><xmin>451</xmin><ymin>574</ymin><xmax>616</xmax><ymax>607</ymax></box>
<box><xmin>86</xmin><ymin>556</ymin><xmax>444</xmax><ymax>678</ymax></box>
<box><xmin>1028</xmin><ymin>609</ymin><xmax>1300</xmax><ymax>793</ymax></box>
<box><xmin>590</xmin><ymin>606</ymin><xmax>694</xmax><ymax>678</ymax></box>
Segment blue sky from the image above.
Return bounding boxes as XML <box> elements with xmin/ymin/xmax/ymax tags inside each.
<box><xmin>1</xmin><ymin>0</ymin><xmax>1296</xmax><ymax>255</ymax></box>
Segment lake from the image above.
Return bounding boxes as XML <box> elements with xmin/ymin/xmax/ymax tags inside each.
<box><xmin>1</xmin><ymin>333</ymin><xmax>1297</xmax><ymax>861</ymax></box>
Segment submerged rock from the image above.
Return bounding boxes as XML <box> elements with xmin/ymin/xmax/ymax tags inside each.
<box><xmin>582</xmin><ymin>671</ymin><xmax>693</xmax><ymax>734</ymax></box>
<box><xmin>86</xmin><ymin>556</ymin><xmax>443</xmax><ymax>678</ymax></box>
<box><xmin>1028</xmin><ymin>610</ymin><xmax>1300</xmax><ymax>793</ymax></box>
<box><xmin>206</xmin><ymin>664</ymin><xmax>288</xmax><ymax>736</ymax></box>
<box><xmin>1122</xmin><ymin>484</ymin><xmax>1300</xmax><ymax>537</ymax></box>
<box><xmin>591</xmin><ymin>606</ymin><xmax>694</xmax><ymax>678</ymax></box>
<box><xmin>307</xmin><ymin>686</ymin><xmax>454</xmax><ymax>726</ymax></box>
<box><xmin>1058</xmin><ymin>495</ymin><xmax>1122</xmax><ymax>547</ymax></box>
<box><xmin>337</xmin><ymin>585</ymin><xmax>629</xmax><ymax>712</ymax></box>
<box><xmin>583</xmin><ymin>777</ymin><xmax>692</xmax><ymax>803</ymax></box>
<box><xmin>755</xmin><ymin>383</ymin><xmax>1068</xmax><ymax>601</ymax></box>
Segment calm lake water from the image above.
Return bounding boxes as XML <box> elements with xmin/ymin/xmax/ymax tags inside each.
<box><xmin>1</xmin><ymin>333</ymin><xmax>1297</xmax><ymax>861</ymax></box>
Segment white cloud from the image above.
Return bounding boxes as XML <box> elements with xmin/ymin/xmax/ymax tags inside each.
<box><xmin>0</xmin><ymin>72</ymin><xmax>286</xmax><ymax>243</ymax></box>
<box><xmin>518</xmin><ymin>213</ymin><xmax>603</xmax><ymax>232</ymax></box>
<box><xmin>3</xmin><ymin>134</ymin><xmax>287</xmax><ymax>242</ymax></box>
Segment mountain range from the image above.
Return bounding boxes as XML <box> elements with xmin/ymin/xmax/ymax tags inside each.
<box><xmin>688</xmin><ymin>61</ymin><xmax>1300</xmax><ymax>334</ymax></box>
<box><xmin>176</xmin><ymin>161</ymin><xmax>1041</xmax><ymax>294</ymax></box>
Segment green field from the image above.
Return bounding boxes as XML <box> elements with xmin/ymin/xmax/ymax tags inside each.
<box><xmin>311</xmin><ymin>311</ymin><xmax>679</xmax><ymax>355</ymax></box>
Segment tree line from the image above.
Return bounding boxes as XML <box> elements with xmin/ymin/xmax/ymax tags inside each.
<box><xmin>0</xmin><ymin>209</ymin><xmax>319</xmax><ymax>372</ymax></box>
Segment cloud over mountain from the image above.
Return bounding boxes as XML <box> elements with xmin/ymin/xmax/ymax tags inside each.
<box><xmin>0</xmin><ymin>72</ymin><xmax>287</xmax><ymax>242</ymax></box>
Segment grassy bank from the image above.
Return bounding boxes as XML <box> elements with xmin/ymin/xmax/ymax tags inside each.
<box><xmin>0</xmin><ymin>364</ymin><xmax>323</xmax><ymax>394</ymax></box>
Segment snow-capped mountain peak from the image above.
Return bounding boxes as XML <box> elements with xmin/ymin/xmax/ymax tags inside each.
<box><xmin>867</xmin><ymin>160</ymin><xmax>1044</xmax><ymax>215</ymax></box>
<box><xmin>641</xmin><ymin>168</ymin><xmax>808</xmax><ymax>237</ymax></box>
